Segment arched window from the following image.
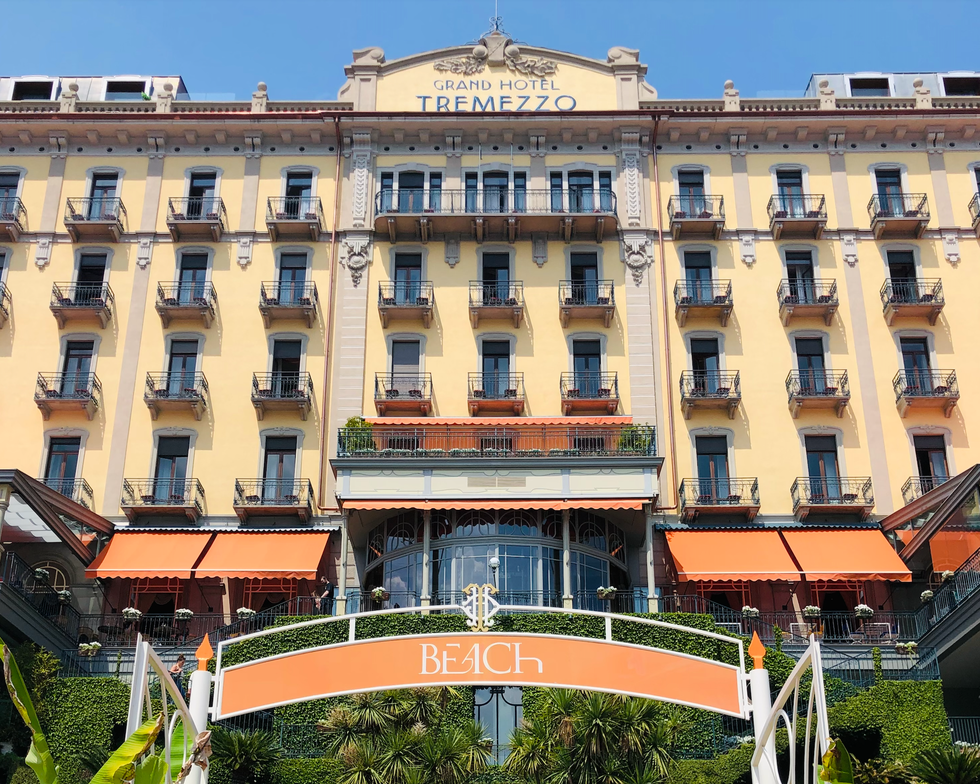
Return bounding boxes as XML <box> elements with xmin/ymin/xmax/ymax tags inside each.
<box><xmin>456</xmin><ymin>510</ymin><xmax>494</xmax><ymax>538</ymax></box>
<box><xmin>498</xmin><ymin>510</ymin><xmax>536</xmax><ymax>536</ymax></box>
<box><xmin>33</xmin><ymin>561</ymin><xmax>69</xmax><ymax>591</ymax></box>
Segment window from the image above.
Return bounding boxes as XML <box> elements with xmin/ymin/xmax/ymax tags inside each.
<box><xmin>901</xmin><ymin>337</ymin><xmax>932</xmax><ymax>390</ymax></box>
<box><xmin>481</xmin><ymin>253</ymin><xmax>510</xmax><ymax>302</ymax></box>
<box><xmin>914</xmin><ymin>435</ymin><xmax>949</xmax><ymax>484</ymax></box>
<box><xmin>45</xmin><ymin>437</ymin><xmax>81</xmax><ymax>493</ymax></box>
<box><xmin>12</xmin><ymin>81</ymin><xmax>53</xmax><ymax>101</ymax></box>
<box><xmin>154</xmin><ymin>436</ymin><xmax>190</xmax><ymax>501</ymax></box>
<box><xmin>61</xmin><ymin>341</ymin><xmax>94</xmax><ymax>394</ymax></box>
<box><xmin>849</xmin><ymin>78</ymin><xmax>890</xmax><ymax>97</ymax></box>
<box><xmin>677</xmin><ymin>170</ymin><xmax>706</xmax><ymax>215</ymax></box>
<box><xmin>177</xmin><ymin>253</ymin><xmax>208</xmax><ymax>304</ymax></box>
<box><xmin>167</xmin><ymin>340</ymin><xmax>199</xmax><ymax>395</ymax></box>
<box><xmin>549</xmin><ymin>171</ymin><xmax>564</xmax><ymax>212</ymax></box>
<box><xmin>0</xmin><ymin>172</ymin><xmax>20</xmax><ymax>214</ymax></box>
<box><xmin>272</xmin><ymin>340</ymin><xmax>302</xmax><ymax>396</ymax></box>
<box><xmin>875</xmin><ymin>168</ymin><xmax>904</xmax><ymax>215</ymax></box>
<box><xmin>284</xmin><ymin>171</ymin><xmax>313</xmax><ymax>217</ymax></box>
<box><xmin>795</xmin><ymin>338</ymin><xmax>826</xmax><ymax>393</ymax></box>
<box><xmin>805</xmin><ymin>435</ymin><xmax>840</xmax><ymax>500</ymax></box>
<box><xmin>263</xmin><ymin>436</ymin><xmax>298</xmax><ymax>499</ymax></box>
<box><xmin>483</xmin><ymin>171</ymin><xmax>509</xmax><ymax>213</ymax></box>
<box><xmin>482</xmin><ymin>340</ymin><xmax>510</xmax><ymax>398</ymax></box>
<box><xmin>887</xmin><ymin>250</ymin><xmax>917</xmax><ymax>303</ymax></box>
<box><xmin>475</xmin><ymin>687</ymin><xmax>523</xmax><ymax>765</ymax></box>
<box><xmin>513</xmin><ymin>171</ymin><xmax>527</xmax><ymax>212</ymax></box>
<box><xmin>786</xmin><ymin>251</ymin><xmax>815</xmax><ymax>302</ymax></box>
<box><xmin>88</xmin><ymin>173</ymin><xmax>119</xmax><ymax>219</ymax></box>
<box><xmin>691</xmin><ymin>338</ymin><xmax>721</xmax><ymax>394</ymax></box>
<box><xmin>393</xmin><ymin>253</ymin><xmax>422</xmax><ymax>304</ymax></box>
<box><xmin>278</xmin><ymin>254</ymin><xmax>308</xmax><ymax>304</ymax></box>
<box><xmin>391</xmin><ymin>340</ymin><xmax>422</xmax><ymax>394</ymax></box>
<box><xmin>32</xmin><ymin>561</ymin><xmax>69</xmax><ymax>591</ymax></box>
<box><xmin>569</xmin><ymin>252</ymin><xmax>599</xmax><ymax>304</ymax></box>
<box><xmin>549</xmin><ymin>170</ymin><xmax>613</xmax><ymax>212</ymax></box>
<box><xmin>684</xmin><ymin>251</ymin><xmax>712</xmax><ymax>303</ymax></box>
<box><xmin>397</xmin><ymin>172</ymin><xmax>425</xmax><ymax>213</ymax></box>
<box><xmin>696</xmin><ymin>436</ymin><xmax>729</xmax><ymax>497</ymax></box>
<box><xmin>943</xmin><ymin>77</ymin><xmax>980</xmax><ymax>96</ymax></box>
<box><xmin>105</xmin><ymin>80</ymin><xmax>146</xmax><ymax>101</ymax></box>
<box><xmin>776</xmin><ymin>169</ymin><xmax>805</xmax><ymax>216</ymax></box>
<box><xmin>572</xmin><ymin>339</ymin><xmax>602</xmax><ymax>397</ymax></box>
<box><xmin>76</xmin><ymin>253</ymin><xmax>108</xmax><ymax>303</ymax></box>
<box><xmin>568</xmin><ymin>171</ymin><xmax>594</xmax><ymax>212</ymax></box>
<box><xmin>428</xmin><ymin>172</ymin><xmax>442</xmax><ymax>211</ymax></box>
<box><xmin>187</xmin><ymin>172</ymin><xmax>217</xmax><ymax>218</ymax></box>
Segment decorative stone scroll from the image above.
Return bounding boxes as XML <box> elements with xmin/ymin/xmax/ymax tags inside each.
<box><xmin>621</xmin><ymin>232</ymin><xmax>654</xmax><ymax>285</ymax></box>
<box><xmin>342</xmin><ymin>234</ymin><xmax>372</xmax><ymax>286</ymax></box>
<box><xmin>350</xmin><ymin>132</ymin><xmax>373</xmax><ymax>229</ymax></box>
<box><xmin>136</xmin><ymin>235</ymin><xmax>154</xmax><ymax>269</ymax></box>
<box><xmin>445</xmin><ymin>234</ymin><xmax>461</xmax><ymax>267</ymax></box>
<box><xmin>237</xmin><ymin>234</ymin><xmax>254</xmax><ymax>268</ymax></box>
<box><xmin>942</xmin><ymin>231</ymin><xmax>961</xmax><ymax>265</ymax></box>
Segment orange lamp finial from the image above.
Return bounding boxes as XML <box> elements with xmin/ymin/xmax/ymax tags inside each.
<box><xmin>195</xmin><ymin>634</ymin><xmax>214</xmax><ymax>671</ymax></box>
<box><xmin>749</xmin><ymin>632</ymin><xmax>766</xmax><ymax>670</ymax></box>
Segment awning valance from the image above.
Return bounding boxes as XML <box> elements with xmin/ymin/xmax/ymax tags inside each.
<box><xmin>343</xmin><ymin>499</ymin><xmax>646</xmax><ymax>511</ymax></box>
<box><xmin>782</xmin><ymin>530</ymin><xmax>911</xmax><ymax>582</ymax></box>
<box><xmin>665</xmin><ymin>531</ymin><xmax>802</xmax><ymax>582</ymax></box>
<box><xmin>84</xmin><ymin>532</ymin><xmax>213</xmax><ymax>579</ymax></box>
<box><xmin>195</xmin><ymin>532</ymin><xmax>330</xmax><ymax>580</ymax></box>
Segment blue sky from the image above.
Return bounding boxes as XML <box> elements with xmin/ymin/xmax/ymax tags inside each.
<box><xmin>2</xmin><ymin>0</ymin><xmax>979</xmax><ymax>100</ymax></box>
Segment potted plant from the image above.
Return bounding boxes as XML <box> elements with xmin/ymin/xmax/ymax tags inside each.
<box><xmin>33</xmin><ymin>567</ymin><xmax>51</xmax><ymax>582</ymax></box>
<box><xmin>122</xmin><ymin>607</ymin><xmax>142</xmax><ymax>620</ymax></box>
<box><xmin>57</xmin><ymin>589</ymin><xmax>73</xmax><ymax>605</ymax></box>
<box><xmin>854</xmin><ymin>604</ymin><xmax>874</xmax><ymax>619</ymax></box>
<box><xmin>174</xmin><ymin>608</ymin><xmax>194</xmax><ymax>626</ymax></box>
<box><xmin>236</xmin><ymin>607</ymin><xmax>257</xmax><ymax>619</ymax></box>
<box><xmin>896</xmin><ymin>641</ymin><xmax>918</xmax><ymax>656</ymax></box>
<box><xmin>920</xmin><ymin>589</ymin><xmax>934</xmax><ymax>603</ymax></box>
<box><xmin>371</xmin><ymin>587</ymin><xmax>390</xmax><ymax>603</ymax></box>
<box><xmin>741</xmin><ymin>605</ymin><xmax>760</xmax><ymax>619</ymax></box>
<box><xmin>77</xmin><ymin>641</ymin><xmax>101</xmax><ymax>657</ymax></box>
<box><xmin>802</xmin><ymin>605</ymin><xmax>822</xmax><ymax>619</ymax></box>
<box><xmin>596</xmin><ymin>586</ymin><xmax>617</xmax><ymax>601</ymax></box>
<box><xmin>942</xmin><ymin>569</ymin><xmax>956</xmax><ymax>583</ymax></box>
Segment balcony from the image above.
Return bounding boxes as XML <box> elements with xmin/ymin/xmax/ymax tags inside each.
<box><xmin>259</xmin><ymin>281</ymin><xmax>318</xmax><ymax>328</ymax></box>
<box><xmin>40</xmin><ymin>477</ymin><xmax>94</xmax><ymax>509</ymax></box>
<box><xmin>777</xmin><ymin>279</ymin><xmax>838</xmax><ymax>326</ymax></box>
<box><xmin>560</xmin><ymin>372</ymin><xmax>619</xmax><ymax>416</ymax></box>
<box><xmin>791</xmin><ymin>477</ymin><xmax>874</xmax><ymax>521</ymax></box>
<box><xmin>867</xmin><ymin>193</ymin><xmax>929</xmax><ymax>239</ymax></box>
<box><xmin>0</xmin><ymin>282</ymin><xmax>9</xmax><ymax>329</ymax></box>
<box><xmin>144</xmin><ymin>372</ymin><xmax>208</xmax><ymax>421</ymax></box>
<box><xmin>155</xmin><ymin>283</ymin><xmax>217</xmax><ymax>328</ymax></box>
<box><xmin>266</xmin><ymin>197</ymin><xmax>324</xmax><ymax>241</ymax></box>
<box><xmin>679</xmin><ymin>478</ymin><xmax>760</xmax><ymax>522</ymax></box>
<box><xmin>558</xmin><ymin>280</ymin><xmax>615</xmax><ymax>328</ymax></box>
<box><xmin>233</xmin><ymin>479</ymin><xmax>314</xmax><ymax>523</ymax></box>
<box><xmin>468</xmin><ymin>281</ymin><xmax>524</xmax><ymax>328</ymax></box>
<box><xmin>893</xmin><ymin>370</ymin><xmax>959</xmax><ymax>418</ymax></box>
<box><xmin>880</xmin><ymin>279</ymin><xmax>944</xmax><ymax>326</ymax></box>
<box><xmin>901</xmin><ymin>475</ymin><xmax>951</xmax><ymax>504</ymax></box>
<box><xmin>970</xmin><ymin>194</ymin><xmax>980</xmax><ymax>237</ymax></box>
<box><xmin>680</xmin><ymin>371</ymin><xmax>741</xmax><ymax>420</ymax></box>
<box><xmin>667</xmin><ymin>195</ymin><xmax>725</xmax><ymax>240</ymax></box>
<box><xmin>374</xmin><ymin>188</ymin><xmax>618</xmax><ymax>243</ymax></box>
<box><xmin>378</xmin><ymin>281</ymin><xmax>434</xmax><ymax>328</ymax></box>
<box><xmin>374</xmin><ymin>373</ymin><xmax>432</xmax><ymax>416</ymax></box>
<box><xmin>166</xmin><ymin>197</ymin><xmax>227</xmax><ymax>242</ymax></box>
<box><xmin>674</xmin><ymin>280</ymin><xmax>733</xmax><ymax>327</ymax></box>
<box><xmin>64</xmin><ymin>197</ymin><xmax>127</xmax><ymax>242</ymax></box>
<box><xmin>767</xmin><ymin>194</ymin><xmax>828</xmax><ymax>239</ymax></box>
<box><xmin>336</xmin><ymin>422</ymin><xmax>656</xmax><ymax>458</ymax></box>
<box><xmin>34</xmin><ymin>373</ymin><xmax>101</xmax><ymax>420</ymax></box>
<box><xmin>121</xmin><ymin>478</ymin><xmax>206</xmax><ymax>522</ymax></box>
<box><xmin>50</xmin><ymin>282</ymin><xmax>114</xmax><ymax>329</ymax></box>
<box><xmin>786</xmin><ymin>370</ymin><xmax>850</xmax><ymax>419</ymax></box>
<box><xmin>467</xmin><ymin>372</ymin><xmax>525</xmax><ymax>416</ymax></box>
<box><xmin>251</xmin><ymin>372</ymin><xmax>314</xmax><ymax>420</ymax></box>
<box><xmin>0</xmin><ymin>197</ymin><xmax>27</xmax><ymax>241</ymax></box>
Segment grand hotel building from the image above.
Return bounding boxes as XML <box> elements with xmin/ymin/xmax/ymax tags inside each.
<box><xmin>2</xmin><ymin>26</ymin><xmax>980</xmax><ymax>711</ymax></box>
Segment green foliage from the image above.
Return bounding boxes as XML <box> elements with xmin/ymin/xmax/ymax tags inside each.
<box><xmin>210</xmin><ymin>729</ymin><xmax>283</xmax><ymax>784</ymax></box>
<box><xmin>872</xmin><ymin>648</ymin><xmax>884</xmax><ymax>685</ymax></box>
<box><xmin>9</xmin><ymin>768</ymin><xmax>37</xmax><ymax>784</ymax></box>
<box><xmin>269</xmin><ymin>759</ymin><xmax>345</xmax><ymax>784</ymax></box>
<box><xmin>617</xmin><ymin>425</ymin><xmax>653</xmax><ymax>454</ymax></box>
<box><xmin>341</xmin><ymin>417</ymin><xmax>374</xmax><ymax>451</ymax></box>
<box><xmin>819</xmin><ymin>738</ymin><xmax>855</xmax><ymax>784</ymax></box>
<box><xmin>909</xmin><ymin>747</ymin><xmax>980</xmax><ymax>784</ymax></box>
<box><xmin>88</xmin><ymin>714</ymin><xmax>164</xmax><ymax>784</ymax></box>
<box><xmin>1</xmin><ymin>642</ymin><xmax>56</xmax><ymax>784</ymax></box>
<box><xmin>852</xmin><ymin>758</ymin><xmax>912</xmax><ymax>784</ymax></box>
<box><xmin>0</xmin><ymin>754</ymin><xmax>23</xmax><ymax>784</ymax></box>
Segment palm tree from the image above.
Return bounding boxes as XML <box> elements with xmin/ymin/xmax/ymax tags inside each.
<box><xmin>910</xmin><ymin>747</ymin><xmax>980</xmax><ymax>784</ymax></box>
<box><xmin>210</xmin><ymin>728</ymin><xmax>283</xmax><ymax>784</ymax></box>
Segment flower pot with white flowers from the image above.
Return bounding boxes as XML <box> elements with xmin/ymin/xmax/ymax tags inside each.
<box><xmin>77</xmin><ymin>641</ymin><xmax>101</xmax><ymax>658</ymax></box>
<box><xmin>371</xmin><ymin>587</ymin><xmax>390</xmax><ymax>604</ymax></box>
<box><xmin>596</xmin><ymin>586</ymin><xmax>617</xmax><ymax>601</ymax></box>
<box><xmin>57</xmin><ymin>590</ymin><xmax>73</xmax><ymax>606</ymax></box>
<box><xmin>920</xmin><ymin>590</ymin><xmax>934</xmax><ymax>604</ymax></box>
<box><xmin>741</xmin><ymin>606</ymin><xmax>760</xmax><ymax>619</ymax></box>
<box><xmin>236</xmin><ymin>607</ymin><xmax>257</xmax><ymax>620</ymax></box>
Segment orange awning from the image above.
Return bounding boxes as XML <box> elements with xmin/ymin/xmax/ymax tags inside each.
<box><xmin>665</xmin><ymin>531</ymin><xmax>802</xmax><ymax>581</ymax></box>
<box><xmin>782</xmin><ymin>530</ymin><xmax>912</xmax><ymax>582</ymax></box>
<box><xmin>195</xmin><ymin>532</ymin><xmax>330</xmax><ymax>580</ymax></box>
<box><xmin>365</xmin><ymin>416</ymin><xmax>633</xmax><ymax>426</ymax></box>
<box><xmin>929</xmin><ymin>530</ymin><xmax>980</xmax><ymax>573</ymax></box>
<box><xmin>343</xmin><ymin>499</ymin><xmax>646</xmax><ymax>511</ymax></box>
<box><xmin>85</xmin><ymin>532</ymin><xmax>213</xmax><ymax>579</ymax></box>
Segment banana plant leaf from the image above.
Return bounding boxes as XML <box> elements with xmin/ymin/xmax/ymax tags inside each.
<box><xmin>134</xmin><ymin>755</ymin><xmax>169</xmax><ymax>784</ymax></box>
<box><xmin>168</xmin><ymin>720</ymin><xmax>188</xmax><ymax>780</ymax></box>
<box><xmin>818</xmin><ymin>738</ymin><xmax>855</xmax><ymax>784</ymax></box>
<box><xmin>89</xmin><ymin>714</ymin><xmax>165</xmax><ymax>784</ymax></box>
<box><xmin>1</xmin><ymin>642</ymin><xmax>58</xmax><ymax>784</ymax></box>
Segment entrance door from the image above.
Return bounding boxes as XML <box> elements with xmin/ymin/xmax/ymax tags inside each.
<box><xmin>278</xmin><ymin>254</ymin><xmax>307</xmax><ymax>305</ymax></box>
<box><xmin>88</xmin><ymin>172</ymin><xmax>118</xmax><ymax>219</ymax></box>
<box><xmin>154</xmin><ymin>436</ymin><xmax>190</xmax><ymax>501</ymax></box>
<box><xmin>691</xmin><ymin>338</ymin><xmax>720</xmax><ymax>395</ymax></box>
<box><xmin>786</xmin><ymin>251</ymin><xmax>815</xmax><ymax>303</ymax></box>
<box><xmin>572</xmin><ymin>339</ymin><xmax>601</xmax><ymax>397</ymax></box>
<box><xmin>272</xmin><ymin>339</ymin><xmax>302</xmax><ymax>397</ymax></box>
<box><xmin>44</xmin><ymin>437</ymin><xmax>80</xmax><ymax>494</ymax></box>
<box><xmin>167</xmin><ymin>340</ymin><xmax>198</xmax><ymax>396</ymax></box>
<box><xmin>805</xmin><ymin>435</ymin><xmax>840</xmax><ymax>501</ymax></box>
<box><xmin>796</xmin><ymin>338</ymin><xmax>826</xmax><ymax>394</ymax></box>
<box><xmin>61</xmin><ymin>341</ymin><xmax>94</xmax><ymax>395</ymax></box>
<box><xmin>684</xmin><ymin>251</ymin><xmax>712</xmax><ymax>304</ymax></box>
<box><xmin>76</xmin><ymin>253</ymin><xmax>107</xmax><ymax>304</ymax></box>
<box><xmin>391</xmin><ymin>340</ymin><xmax>421</xmax><ymax>395</ymax></box>
<box><xmin>482</xmin><ymin>253</ymin><xmax>510</xmax><ymax>303</ymax></box>
<box><xmin>914</xmin><ymin>435</ymin><xmax>949</xmax><ymax>490</ymax></box>
<box><xmin>398</xmin><ymin>172</ymin><xmax>425</xmax><ymax>213</ymax></box>
<box><xmin>482</xmin><ymin>340</ymin><xmax>510</xmax><ymax>398</ymax></box>
<box><xmin>887</xmin><ymin>250</ymin><xmax>917</xmax><ymax>303</ymax></box>
<box><xmin>187</xmin><ymin>171</ymin><xmax>217</xmax><ymax>218</ymax></box>
<box><xmin>696</xmin><ymin>436</ymin><xmax>729</xmax><ymax>500</ymax></box>
<box><xmin>393</xmin><ymin>253</ymin><xmax>422</xmax><ymax>305</ymax></box>
<box><xmin>177</xmin><ymin>253</ymin><xmax>208</xmax><ymax>304</ymax></box>
<box><xmin>568</xmin><ymin>171</ymin><xmax>595</xmax><ymax>212</ymax></box>
<box><xmin>284</xmin><ymin>171</ymin><xmax>313</xmax><ymax>218</ymax></box>
<box><xmin>876</xmin><ymin>168</ymin><xmax>904</xmax><ymax>215</ymax></box>
<box><xmin>901</xmin><ymin>337</ymin><xmax>931</xmax><ymax>392</ymax></box>
<box><xmin>263</xmin><ymin>436</ymin><xmax>297</xmax><ymax>501</ymax></box>
<box><xmin>570</xmin><ymin>252</ymin><xmax>599</xmax><ymax>305</ymax></box>
<box><xmin>483</xmin><ymin>171</ymin><xmax>509</xmax><ymax>213</ymax></box>
<box><xmin>678</xmin><ymin>170</ymin><xmax>706</xmax><ymax>216</ymax></box>
<box><xmin>0</xmin><ymin>172</ymin><xmax>18</xmax><ymax>216</ymax></box>
<box><xmin>776</xmin><ymin>169</ymin><xmax>805</xmax><ymax>217</ymax></box>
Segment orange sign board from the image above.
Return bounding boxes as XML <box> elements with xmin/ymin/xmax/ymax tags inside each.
<box><xmin>217</xmin><ymin>633</ymin><xmax>745</xmax><ymax>718</ymax></box>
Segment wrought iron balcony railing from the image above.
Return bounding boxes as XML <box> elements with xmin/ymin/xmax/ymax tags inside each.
<box><xmin>266</xmin><ymin>197</ymin><xmax>324</xmax><ymax>224</ymax></box>
<box><xmin>790</xmin><ymin>477</ymin><xmax>874</xmax><ymax>509</ymax></box>
<box><xmin>167</xmin><ymin>197</ymin><xmax>227</xmax><ymax>226</ymax></box>
<box><xmin>786</xmin><ymin>370</ymin><xmax>850</xmax><ymax>399</ymax></box>
<box><xmin>680</xmin><ymin>370</ymin><xmax>741</xmax><ymax>400</ymax></box>
<box><xmin>560</xmin><ymin>372</ymin><xmax>619</xmax><ymax>400</ymax></box>
<box><xmin>970</xmin><ymin>193</ymin><xmax>980</xmax><ymax>227</ymax></box>
<box><xmin>65</xmin><ymin>197</ymin><xmax>128</xmax><ymax>225</ymax></box>
<box><xmin>766</xmin><ymin>194</ymin><xmax>827</xmax><ymax>221</ymax></box>
<box><xmin>880</xmin><ymin>278</ymin><xmax>944</xmax><ymax>307</ymax></box>
<box><xmin>558</xmin><ymin>280</ymin><xmax>614</xmax><ymax>307</ymax></box>
<box><xmin>0</xmin><ymin>551</ymin><xmax>82</xmax><ymax>643</ymax></box>
<box><xmin>0</xmin><ymin>282</ymin><xmax>10</xmax><ymax>323</ymax></box>
<box><xmin>0</xmin><ymin>196</ymin><xmax>27</xmax><ymax>232</ymax></box>
<box><xmin>679</xmin><ymin>478</ymin><xmax>760</xmax><ymax>508</ymax></box>
<box><xmin>41</xmin><ymin>477</ymin><xmax>94</xmax><ymax>508</ymax></box>
<box><xmin>867</xmin><ymin>193</ymin><xmax>929</xmax><ymax>220</ymax></box>
<box><xmin>776</xmin><ymin>279</ymin><xmax>838</xmax><ymax>307</ymax></box>
<box><xmin>121</xmin><ymin>478</ymin><xmax>206</xmax><ymax>513</ymax></box>
<box><xmin>374</xmin><ymin>373</ymin><xmax>432</xmax><ymax>401</ymax></box>
<box><xmin>252</xmin><ymin>372</ymin><xmax>314</xmax><ymax>401</ymax></box>
<box><xmin>156</xmin><ymin>282</ymin><xmax>217</xmax><ymax>311</ymax></box>
<box><xmin>468</xmin><ymin>281</ymin><xmax>524</xmax><ymax>308</ymax></box>
<box><xmin>892</xmin><ymin>370</ymin><xmax>958</xmax><ymax>400</ymax></box>
<box><xmin>667</xmin><ymin>195</ymin><xmax>724</xmax><ymax>220</ymax></box>
<box><xmin>234</xmin><ymin>479</ymin><xmax>314</xmax><ymax>508</ymax></box>
<box><xmin>375</xmin><ymin>188</ymin><xmax>617</xmax><ymax>216</ymax></box>
<box><xmin>50</xmin><ymin>282</ymin><xmax>114</xmax><ymax>312</ymax></box>
<box><xmin>35</xmin><ymin>372</ymin><xmax>101</xmax><ymax>400</ymax></box>
<box><xmin>901</xmin><ymin>475</ymin><xmax>951</xmax><ymax>504</ymax></box>
<box><xmin>378</xmin><ymin>281</ymin><xmax>434</xmax><ymax>307</ymax></box>
<box><xmin>467</xmin><ymin>372</ymin><xmax>525</xmax><ymax>401</ymax></box>
<box><xmin>337</xmin><ymin>423</ymin><xmax>655</xmax><ymax>458</ymax></box>
<box><xmin>145</xmin><ymin>372</ymin><xmax>208</xmax><ymax>400</ymax></box>
<box><xmin>260</xmin><ymin>281</ymin><xmax>318</xmax><ymax>308</ymax></box>
<box><xmin>674</xmin><ymin>279</ymin><xmax>732</xmax><ymax>307</ymax></box>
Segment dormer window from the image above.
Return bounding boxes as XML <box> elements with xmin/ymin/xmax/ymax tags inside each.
<box><xmin>849</xmin><ymin>78</ymin><xmax>889</xmax><ymax>97</ymax></box>
<box><xmin>12</xmin><ymin>81</ymin><xmax>54</xmax><ymax>101</ymax></box>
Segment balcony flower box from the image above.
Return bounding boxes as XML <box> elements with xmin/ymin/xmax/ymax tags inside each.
<box><xmin>596</xmin><ymin>586</ymin><xmax>617</xmax><ymax>601</ymax></box>
<box><xmin>57</xmin><ymin>590</ymin><xmax>73</xmax><ymax>605</ymax></box>
<box><xmin>122</xmin><ymin>607</ymin><xmax>142</xmax><ymax>620</ymax></box>
<box><xmin>920</xmin><ymin>590</ymin><xmax>934</xmax><ymax>603</ymax></box>
<box><xmin>854</xmin><ymin>604</ymin><xmax>874</xmax><ymax>619</ymax></box>
<box><xmin>78</xmin><ymin>642</ymin><xmax>102</xmax><ymax>657</ymax></box>
<box><xmin>895</xmin><ymin>641</ymin><xmax>918</xmax><ymax>656</ymax></box>
<box><xmin>942</xmin><ymin>570</ymin><xmax>955</xmax><ymax>582</ymax></box>
<box><xmin>741</xmin><ymin>606</ymin><xmax>760</xmax><ymax>619</ymax></box>
<box><xmin>33</xmin><ymin>568</ymin><xmax>50</xmax><ymax>582</ymax></box>
<box><xmin>802</xmin><ymin>605</ymin><xmax>821</xmax><ymax>619</ymax></box>
<box><xmin>174</xmin><ymin>609</ymin><xmax>194</xmax><ymax>621</ymax></box>
<box><xmin>773</xmin><ymin>210</ymin><xmax>788</xmax><ymax>219</ymax></box>
<box><xmin>371</xmin><ymin>587</ymin><xmax>390</xmax><ymax>602</ymax></box>
<box><xmin>236</xmin><ymin>608</ymin><xmax>257</xmax><ymax>619</ymax></box>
